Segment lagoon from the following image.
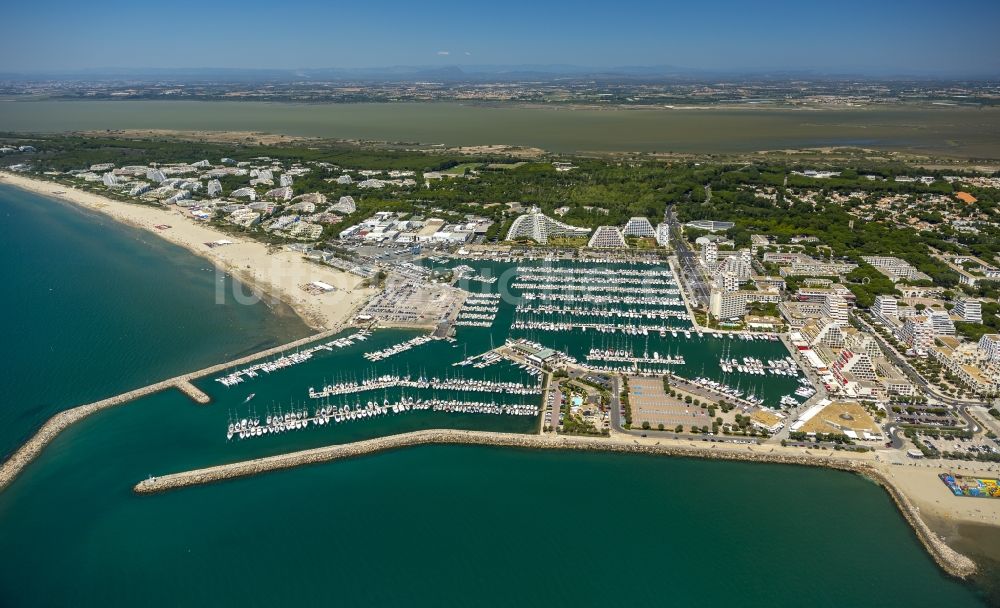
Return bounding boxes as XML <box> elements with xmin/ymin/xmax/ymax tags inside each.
<box><xmin>3</xmin><ymin>100</ymin><xmax>1000</xmax><ymax>157</ymax></box>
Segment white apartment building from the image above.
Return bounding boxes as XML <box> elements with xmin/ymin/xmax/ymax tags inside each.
<box><xmin>872</xmin><ymin>295</ymin><xmax>898</xmax><ymax>321</ymax></box>
<box><xmin>506</xmin><ymin>208</ymin><xmax>591</xmax><ymax>244</ymax></box>
<box><xmin>953</xmin><ymin>298</ymin><xmax>982</xmax><ymax>323</ymax></box>
<box><xmin>822</xmin><ymin>294</ymin><xmax>849</xmax><ymax>326</ymax></box>
<box><xmin>623</xmin><ymin>216</ymin><xmax>655</xmax><ymax>238</ymax></box>
<box><xmin>719</xmin><ymin>272</ymin><xmax>740</xmax><ymax>293</ymax></box>
<box><xmin>979</xmin><ymin>334</ymin><xmax>1000</xmax><ymax>363</ymax></box>
<box><xmin>588</xmin><ymin>226</ymin><xmax>628</xmax><ymax>249</ymax></box>
<box><xmin>861</xmin><ymin>256</ymin><xmax>932</xmax><ymax>283</ymax></box>
<box><xmin>928</xmin><ymin>311</ymin><xmax>956</xmax><ymax>336</ymax></box>
<box><xmin>703</xmin><ymin>240</ymin><xmax>718</xmax><ymax>266</ymax></box>
<box><xmin>710</xmin><ymin>289</ymin><xmax>746</xmax><ymax>320</ymax></box>
<box><xmin>900</xmin><ymin>316</ymin><xmax>934</xmax><ymax>351</ymax></box>
<box><xmin>655</xmin><ymin>222</ymin><xmax>671</xmax><ymax>247</ymax></box>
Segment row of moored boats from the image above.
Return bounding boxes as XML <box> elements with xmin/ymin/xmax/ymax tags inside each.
<box><xmin>227</xmin><ymin>398</ymin><xmax>539</xmax><ymax>441</ymax></box>
<box><xmin>216</xmin><ymin>331</ymin><xmax>371</xmax><ymax>386</ymax></box>
<box><xmin>307</xmin><ymin>374</ymin><xmax>542</xmax><ymax>399</ymax></box>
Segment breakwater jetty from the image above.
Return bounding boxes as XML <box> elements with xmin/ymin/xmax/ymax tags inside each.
<box><xmin>0</xmin><ymin>326</ymin><xmax>350</xmax><ymax>492</ymax></box>
<box><xmin>132</xmin><ymin>428</ymin><xmax>976</xmax><ymax>580</ymax></box>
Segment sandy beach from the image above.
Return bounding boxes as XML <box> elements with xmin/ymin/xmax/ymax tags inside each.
<box><xmin>0</xmin><ymin>171</ymin><xmax>373</xmax><ymax>331</ymax></box>
<box><xmin>3</xmin><ymin>169</ymin><xmax>998</xmax><ymax>578</ymax></box>
<box><xmin>621</xmin><ymin>430</ymin><xmax>1000</xmax><ymax>530</ymax></box>
<box><xmin>878</xmin><ymin>457</ymin><xmax>1000</xmax><ymax>533</ymax></box>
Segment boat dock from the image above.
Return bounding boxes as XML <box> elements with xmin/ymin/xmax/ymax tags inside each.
<box><xmin>0</xmin><ymin>324</ymin><xmax>355</xmax><ymax>493</ymax></box>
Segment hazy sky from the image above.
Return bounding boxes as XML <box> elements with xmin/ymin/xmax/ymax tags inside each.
<box><xmin>3</xmin><ymin>0</ymin><xmax>999</xmax><ymax>75</ymax></box>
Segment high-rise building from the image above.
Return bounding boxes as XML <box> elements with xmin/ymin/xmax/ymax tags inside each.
<box><xmin>703</xmin><ymin>241</ymin><xmax>718</xmax><ymax>267</ymax></box>
<box><xmin>718</xmin><ymin>251</ymin><xmax>752</xmax><ymax>281</ymax></box>
<box><xmin>655</xmin><ymin>222</ymin><xmax>671</xmax><ymax>247</ymax></box>
<box><xmin>928</xmin><ymin>311</ymin><xmax>956</xmax><ymax>336</ymax></box>
<box><xmin>978</xmin><ymin>334</ymin><xmax>1000</xmax><ymax>362</ymax></box>
<box><xmin>822</xmin><ymin>294</ymin><xmax>849</xmax><ymax>326</ymax></box>
<box><xmin>719</xmin><ymin>272</ymin><xmax>740</xmax><ymax>293</ymax></box>
<box><xmin>587</xmin><ymin>226</ymin><xmax>628</xmax><ymax>249</ymax></box>
<box><xmin>506</xmin><ymin>207</ymin><xmax>592</xmax><ymax>244</ymax></box>
<box><xmin>953</xmin><ymin>298</ymin><xmax>982</xmax><ymax>323</ymax></box>
<box><xmin>873</xmin><ymin>295</ymin><xmax>898</xmax><ymax>320</ymax></box>
<box><xmin>710</xmin><ymin>289</ymin><xmax>746</xmax><ymax>320</ymax></box>
<box><xmin>900</xmin><ymin>316</ymin><xmax>934</xmax><ymax>351</ymax></box>
<box><xmin>740</xmin><ymin>248</ymin><xmax>752</xmax><ymax>268</ymax></box>
<box><xmin>833</xmin><ymin>349</ymin><xmax>877</xmax><ymax>382</ymax></box>
<box><xmin>623</xmin><ymin>216</ymin><xmax>656</xmax><ymax>238</ymax></box>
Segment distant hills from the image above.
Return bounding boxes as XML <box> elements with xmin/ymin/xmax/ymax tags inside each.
<box><xmin>1</xmin><ymin>64</ymin><xmax>996</xmax><ymax>82</ymax></box>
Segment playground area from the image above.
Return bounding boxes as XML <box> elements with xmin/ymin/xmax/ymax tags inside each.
<box><xmin>939</xmin><ymin>473</ymin><xmax>1000</xmax><ymax>499</ymax></box>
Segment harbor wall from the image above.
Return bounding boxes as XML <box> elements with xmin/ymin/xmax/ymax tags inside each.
<box><xmin>0</xmin><ymin>326</ymin><xmax>349</xmax><ymax>492</ymax></box>
<box><xmin>132</xmin><ymin>428</ymin><xmax>976</xmax><ymax>580</ymax></box>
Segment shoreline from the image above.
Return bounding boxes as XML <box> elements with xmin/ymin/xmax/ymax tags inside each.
<box><xmin>1</xmin><ymin>170</ymin><xmax>995</xmax><ymax>584</ymax></box>
<box><xmin>0</xmin><ymin>171</ymin><xmax>372</xmax><ymax>332</ymax></box>
<box><xmin>134</xmin><ymin>427</ymin><xmax>978</xmax><ymax>579</ymax></box>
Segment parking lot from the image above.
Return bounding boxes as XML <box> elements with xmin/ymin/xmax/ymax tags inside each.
<box><xmin>628</xmin><ymin>376</ymin><xmax>712</xmax><ymax>429</ymax></box>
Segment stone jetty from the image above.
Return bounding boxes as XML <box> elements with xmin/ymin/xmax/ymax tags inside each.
<box><xmin>0</xmin><ymin>325</ymin><xmax>349</xmax><ymax>493</ymax></box>
<box><xmin>176</xmin><ymin>380</ymin><xmax>210</xmax><ymax>404</ymax></box>
<box><xmin>133</xmin><ymin>428</ymin><xmax>976</xmax><ymax>580</ymax></box>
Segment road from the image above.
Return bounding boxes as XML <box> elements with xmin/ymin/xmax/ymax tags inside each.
<box><xmin>541</xmin><ymin>372</ymin><xmax>561</xmax><ymax>433</ymax></box>
<box><xmin>609</xmin><ymin>375</ymin><xmax>623</xmax><ymax>431</ymax></box>
<box><xmin>851</xmin><ymin>312</ymin><xmax>981</xmax><ymax>431</ymax></box>
<box><xmin>665</xmin><ymin>204</ymin><xmax>711</xmax><ymax>308</ymax></box>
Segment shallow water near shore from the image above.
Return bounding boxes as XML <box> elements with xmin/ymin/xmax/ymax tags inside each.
<box><xmin>0</xmin><ymin>185</ymin><xmax>994</xmax><ymax>606</ymax></box>
<box><xmin>0</xmin><ymin>184</ymin><xmax>309</xmax><ymax>457</ymax></box>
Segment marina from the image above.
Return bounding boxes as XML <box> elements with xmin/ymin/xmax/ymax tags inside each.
<box><xmin>456</xmin><ymin>292</ymin><xmax>501</xmax><ymax>326</ymax></box>
<box><xmin>227</xmin><ymin>399</ymin><xmax>540</xmax><ymax>441</ymax></box>
<box><xmin>307</xmin><ymin>374</ymin><xmax>542</xmax><ymax>398</ymax></box>
<box><xmin>1</xmin><ymin>185</ymin><xmax>992</xmax><ymax>607</ymax></box>
<box><xmin>215</xmin><ymin>330</ymin><xmax>371</xmax><ymax>386</ymax></box>
<box><xmin>427</xmin><ymin>258</ymin><xmax>809</xmax><ymax>409</ymax></box>
<box><xmin>363</xmin><ymin>334</ymin><xmax>438</xmax><ymax>361</ymax></box>
<box><xmin>586</xmin><ymin>348</ymin><xmax>686</xmax><ymax>366</ymax></box>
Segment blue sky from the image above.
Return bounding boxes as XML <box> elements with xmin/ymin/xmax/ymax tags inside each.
<box><xmin>3</xmin><ymin>0</ymin><xmax>999</xmax><ymax>75</ymax></box>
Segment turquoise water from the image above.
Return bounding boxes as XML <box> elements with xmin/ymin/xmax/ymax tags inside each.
<box><xmin>0</xmin><ymin>186</ymin><xmax>992</xmax><ymax>606</ymax></box>
<box><xmin>0</xmin><ymin>402</ymin><xmax>987</xmax><ymax>607</ymax></box>
<box><xmin>0</xmin><ymin>184</ymin><xmax>309</xmax><ymax>456</ymax></box>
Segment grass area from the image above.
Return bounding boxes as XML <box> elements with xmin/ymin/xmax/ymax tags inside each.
<box><xmin>441</xmin><ymin>163</ymin><xmax>481</xmax><ymax>176</ymax></box>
